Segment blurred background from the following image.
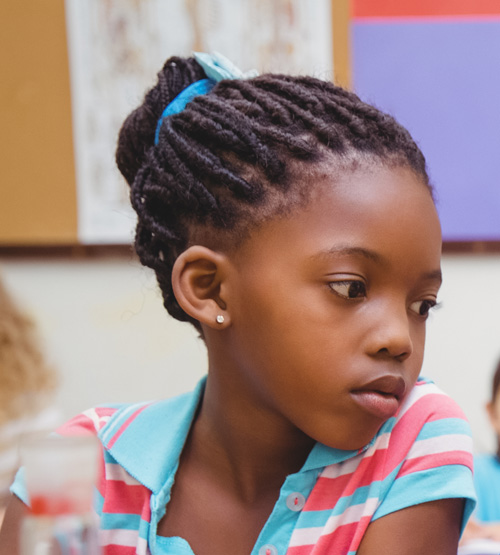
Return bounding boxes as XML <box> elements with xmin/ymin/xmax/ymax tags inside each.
<box><xmin>1</xmin><ymin>0</ymin><xmax>500</xmax><ymax>457</ymax></box>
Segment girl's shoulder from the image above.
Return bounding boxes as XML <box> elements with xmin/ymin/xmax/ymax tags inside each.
<box><xmin>56</xmin><ymin>403</ymin><xmax>136</xmax><ymax>437</ymax></box>
<box><xmin>399</xmin><ymin>376</ymin><xmax>469</xmax><ymax>423</ymax></box>
<box><xmin>57</xmin><ymin>379</ymin><xmax>207</xmax><ymax>440</ymax></box>
<box><xmin>379</xmin><ymin>376</ymin><xmax>473</xmax><ymax>473</ymax></box>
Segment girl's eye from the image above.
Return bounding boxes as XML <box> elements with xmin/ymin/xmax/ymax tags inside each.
<box><xmin>409</xmin><ymin>299</ymin><xmax>437</xmax><ymax>317</ymax></box>
<box><xmin>329</xmin><ymin>280</ymin><xmax>366</xmax><ymax>300</ymax></box>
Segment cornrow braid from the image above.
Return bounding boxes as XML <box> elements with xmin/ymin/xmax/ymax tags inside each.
<box><xmin>116</xmin><ymin>55</ymin><xmax>431</xmax><ymax>330</ymax></box>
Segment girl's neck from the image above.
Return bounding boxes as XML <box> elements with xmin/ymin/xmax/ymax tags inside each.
<box><xmin>185</xmin><ymin>372</ymin><xmax>315</xmax><ymax>504</ymax></box>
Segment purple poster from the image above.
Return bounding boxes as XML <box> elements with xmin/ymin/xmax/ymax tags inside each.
<box><xmin>352</xmin><ymin>14</ymin><xmax>500</xmax><ymax>241</ymax></box>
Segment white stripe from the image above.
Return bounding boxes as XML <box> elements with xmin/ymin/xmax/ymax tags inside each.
<box><xmin>136</xmin><ymin>536</ymin><xmax>149</xmax><ymax>555</ymax></box>
<box><xmin>324</xmin><ymin>496</ymin><xmax>379</xmax><ymax>533</ymax></box>
<box><xmin>289</xmin><ymin>498</ymin><xmax>379</xmax><ymax>547</ymax></box>
<box><xmin>99</xmin><ymin>528</ymin><xmax>139</xmax><ymax>547</ymax></box>
<box><xmin>100</xmin><ymin>404</ymin><xmax>140</xmax><ymax>443</ymax></box>
<box><xmin>398</xmin><ymin>381</ymin><xmax>445</xmax><ymax>419</ymax></box>
<box><xmin>406</xmin><ymin>434</ymin><xmax>473</xmax><ymax>460</ymax></box>
<box><xmin>82</xmin><ymin>408</ymin><xmax>110</xmax><ymax>432</ymax></box>
<box><xmin>105</xmin><ymin>462</ymin><xmax>141</xmax><ymax>485</ymax></box>
<box><xmin>364</xmin><ymin>431</ymin><xmax>391</xmax><ymax>455</ymax></box>
<box><xmin>289</xmin><ymin>525</ymin><xmax>324</xmax><ymax>547</ymax></box>
<box><xmin>321</xmin><ymin>432</ymin><xmax>391</xmax><ymax>480</ymax></box>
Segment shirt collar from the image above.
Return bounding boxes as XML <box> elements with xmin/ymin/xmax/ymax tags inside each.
<box><xmin>301</xmin><ymin>435</ymin><xmax>376</xmax><ymax>471</ymax></box>
<box><xmin>99</xmin><ymin>377</ymin><xmax>206</xmax><ymax>493</ymax></box>
<box><xmin>100</xmin><ymin>376</ymin><xmax>375</xmax><ymax>491</ymax></box>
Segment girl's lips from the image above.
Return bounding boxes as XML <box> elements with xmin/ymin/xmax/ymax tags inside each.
<box><xmin>350</xmin><ymin>390</ymin><xmax>400</xmax><ymax>420</ymax></box>
<box><xmin>350</xmin><ymin>375</ymin><xmax>406</xmax><ymax>420</ymax></box>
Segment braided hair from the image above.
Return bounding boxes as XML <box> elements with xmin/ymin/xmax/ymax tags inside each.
<box><xmin>116</xmin><ymin>55</ymin><xmax>431</xmax><ymax>330</ymax></box>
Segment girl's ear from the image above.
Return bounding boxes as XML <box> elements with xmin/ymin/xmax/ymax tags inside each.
<box><xmin>171</xmin><ymin>246</ymin><xmax>231</xmax><ymax>329</ymax></box>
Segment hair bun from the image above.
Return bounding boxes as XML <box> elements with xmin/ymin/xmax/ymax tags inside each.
<box><xmin>115</xmin><ymin>56</ymin><xmax>206</xmax><ymax>187</ymax></box>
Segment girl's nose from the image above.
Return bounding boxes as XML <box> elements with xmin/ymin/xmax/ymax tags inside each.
<box><xmin>366</xmin><ymin>303</ymin><xmax>414</xmax><ymax>361</ymax></box>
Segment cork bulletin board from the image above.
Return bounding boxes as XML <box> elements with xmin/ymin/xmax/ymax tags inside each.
<box><xmin>0</xmin><ymin>0</ymin><xmax>77</xmax><ymax>245</ymax></box>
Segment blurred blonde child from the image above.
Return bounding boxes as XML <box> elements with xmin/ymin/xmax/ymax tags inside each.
<box><xmin>0</xmin><ymin>276</ymin><xmax>59</xmax><ymax>517</ymax></box>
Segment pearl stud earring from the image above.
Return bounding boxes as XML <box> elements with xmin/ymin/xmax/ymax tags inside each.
<box><xmin>216</xmin><ymin>314</ymin><xmax>225</xmax><ymax>324</ymax></box>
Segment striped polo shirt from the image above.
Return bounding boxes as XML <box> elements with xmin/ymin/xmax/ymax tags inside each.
<box><xmin>12</xmin><ymin>376</ymin><xmax>476</xmax><ymax>555</ymax></box>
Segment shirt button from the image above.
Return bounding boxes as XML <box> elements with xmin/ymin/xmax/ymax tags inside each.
<box><xmin>259</xmin><ymin>545</ymin><xmax>278</xmax><ymax>555</ymax></box>
<box><xmin>286</xmin><ymin>492</ymin><xmax>305</xmax><ymax>511</ymax></box>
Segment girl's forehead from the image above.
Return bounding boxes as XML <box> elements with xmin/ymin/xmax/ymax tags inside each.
<box><xmin>232</xmin><ymin>164</ymin><xmax>440</xmax><ymax>269</ymax></box>
<box><xmin>287</xmin><ymin>163</ymin><xmax>434</xmax><ymax>227</ymax></box>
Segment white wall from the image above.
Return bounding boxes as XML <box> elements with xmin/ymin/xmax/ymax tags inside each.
<box><xmin>1</xmin><ymin>253</ymin><xmax>500</xmax><ymax>454</ymax></box>
<box><xmin>424</xmin><ymin>254</ymin><xmax>500</xmax><ymax>453</ymax></box>
<box><xmin>0</xmin><ymin>257</ymin><xmax>207</xmax><ymax>423</ymax></box>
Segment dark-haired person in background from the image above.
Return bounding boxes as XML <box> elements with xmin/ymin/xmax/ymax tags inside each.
<box><xmin>461</xmin><ymin>357</ymin><xmax>500</xmax><ymax>548</ymax></box>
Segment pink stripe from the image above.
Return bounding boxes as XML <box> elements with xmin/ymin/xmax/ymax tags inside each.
<box><xmin>140</xmin><ymin>499</ymin><xmax>152</xmax><ymax>523</ymax></box>
<box><xmin>103</xmin><ymin>481</ymin><xmax>150</xmax><ymax>517</ymax></box>
<box><xmin>398</xmin><ymin>451</ymin><xmax>473</xmax><ymax>477</ymax></box>
<box><xmin>57</xmin><ymin>416</ymin><xmax>98</xmax><ymax>436</ymax></box>
<box><xmin>303</xmin><ymin>391</ymin><xmax>470</xmax><ymax>512</ymax></box>
<box><xmin>354</xmin><ymin>14</ymin><xmax>500</xmax><ymax>22</ymax></box>
<box><xmin>334</xmin><ymin>449</ymin><xmax>387</xmax><ymax>496</ymax></box>
<box><xmin>380</xmin><ymin>394</ymin><xmax>467</xmax><ymax>476</ymax></box>
<box><xmin>350</xmin><ymin>515</ymin><xmax>373</xmax><ymax>550</ymax></box>
<box><xmin>57</xmin><ymin>407</ymin><xmax>118</xmax><ymax>436</ymax></box>
<box><xmin>96</xmin><ymin>407</ymin><xmax>120</xmax><ymax>417</ymax></box>
<box><xmin>306</xmin><ymin>474</ymin><xmax>353</xmax><ymax>510</ymax></box>
<box><xmin>305</xmin><ymin>450</ymin><xmax>388</xmax><ymax>510</ymax></box>
<box><xmin>102</xmin><ymin>546</ymin><xmax>136</xmax><ymax>554</ymax></box>
<box><xmin>287</xmin><ymin>544</ymin><xmax>313</xmax><ymax>555</ymax></box>
<box><xmin>106</xmin><ymin>405</ymin><xmax>150</xmax><ymax>449</ymax></box>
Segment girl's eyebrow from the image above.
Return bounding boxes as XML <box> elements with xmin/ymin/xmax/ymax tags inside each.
<box><xmin>311</xmin><ymin>246</ymin><xmax>382</xmax><ymax>263</ymax></box>
<box><xmin>311</xmin><ymin>246</ymin><xmax>443</xmax><ymax>283</ymax></box>
<box><xmin>422</xmin><ymin>269</ymin><xmax>443</xmax><ymax>284</ymax></box>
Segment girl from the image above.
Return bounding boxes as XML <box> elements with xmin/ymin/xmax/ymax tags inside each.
<box><xmin>0</xmin><ymin>53</ymin><xmax>475</xmax><ymax>554</ymax></box>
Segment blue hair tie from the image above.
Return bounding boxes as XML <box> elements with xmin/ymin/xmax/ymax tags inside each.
<box><xmin>154</xmin><ymin>52</ymin><xmax>258</xmax><ymax>145</ymax></box>
<box><xmin>154</xmin><ymin>79</ymin><xmax>214</xmax><ymax>145</ymax></box>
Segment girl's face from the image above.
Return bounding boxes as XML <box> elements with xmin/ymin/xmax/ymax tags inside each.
<box><xmin>223</xmin><ymin>164</ymin><xmax>442</xmax><ymax>451</ymax></box>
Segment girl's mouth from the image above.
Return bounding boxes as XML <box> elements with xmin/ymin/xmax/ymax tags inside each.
<box><xmin>350</xmin><ymin>389</ymin><xmax>400</xmax><ymax>420</ymax></box>
<box><xmin>350</xmin><ymin>375</ymin><xmax>406</xmax><ymax>420</ymax></box>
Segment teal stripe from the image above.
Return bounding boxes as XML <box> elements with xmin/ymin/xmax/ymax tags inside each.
<box><xmin>100</xmin><ymin>512</ymin><xmax>143</xmax><ymax>531</ymax></box>
<box><xmin>94</xmin><ymin>489</ymin><xmax>104</xmax><ymax>516</ymax></box>
<box><xmin>99</xmin><ymin>402</ymin><xmax>148</xmax><ymax>445</ymax></box>
<box><xmin>99</xmin><ymin>405</ymin><xmax>137</xmax><ymax>444</ymax></box>
<box><xmin>294</xmin><ymin>481</ymin><xmax>383</xmax><ymax>529</ymax></box>
<box><xmin>416</xmin><ymin>418</ymin><xmax>472</xmax><ymax>440</ymax></box>
<box><xmin>138</xmin><ymin>517</ymin><xmax>150</xmax><ymax>540</ymax></box>
<box><xmin>378</xmin><ymin>415</ymin><xmax>397</xmax><ymax>434</ymax></box>
<box><xmin>103</xmin><ymin>450</ymin><xmax>118</xmax><ymax>463</ymax></box>
<box><xmin>372</xmin><ymin>464</ymin><xmax>476</xmax><ymax>531</ymax></box>
<box><xmin>294</xmin><ymin>464</ymin><xmax>404</xmax><ymax>530</ymax></box>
